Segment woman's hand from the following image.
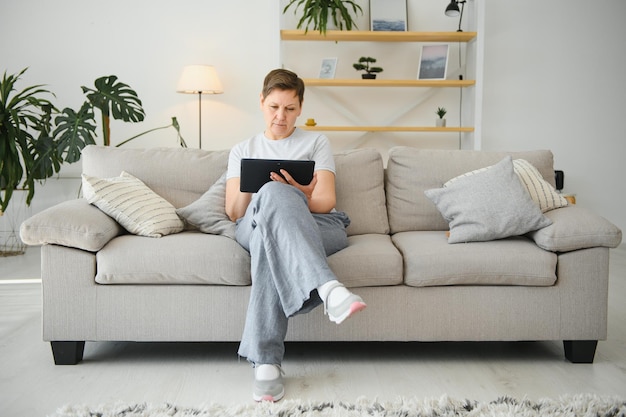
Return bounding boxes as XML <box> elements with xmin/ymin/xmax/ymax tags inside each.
<box><xmin>271</xmin><ymin>169</ymin><xmax>335</xmax><ymax>213</ymax></box>
<box><xmin>270</xmin><ymin>169</ymin><xmax>317</xmax><ymax>201</ymax></box>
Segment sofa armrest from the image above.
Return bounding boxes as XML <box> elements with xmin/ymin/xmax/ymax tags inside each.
<box><xmin>20</xmin><ymin>199</ymin><xmax>124</xmax><ymax>252</ymax></box>
<box><xmin>528</xmin><ymin>206</ymin><xmax>622</xmax><ymax>252</ymax></box>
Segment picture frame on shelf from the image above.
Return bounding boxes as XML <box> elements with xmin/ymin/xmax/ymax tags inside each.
<box><xmin>370</xmin><ymin>0</ymin><xmax>407</xmax><ymax>32</ymax></box>
<box><xmin>417</xmin><ymin>45</ymin><xmax>449</xmax><ymax>80</ymax></box>
<box><xmin>319</xmin><ymin>57</ymin><xmax>338</xmax><ymax>79</ymax></box>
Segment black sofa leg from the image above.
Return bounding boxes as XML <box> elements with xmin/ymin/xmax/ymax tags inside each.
<box><xmin>563</xmin><ymin>340</ymin><xmax>597</xmax><ymax>363</ymax></box>
<box><xmin>50</xmin><ymin>341</ymin><xmax>85</xmax><ymax>365</ymax></box>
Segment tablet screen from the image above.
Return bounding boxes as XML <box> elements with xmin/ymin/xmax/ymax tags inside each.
<box><xmin>240</xmin><ymin>159</ymin><xmax>315</xmax><ymax>193</ymax></box>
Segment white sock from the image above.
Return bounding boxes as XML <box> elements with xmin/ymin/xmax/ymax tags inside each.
<box><xmin>317</xmin><ymin>280</ymin><xmax>351</xmax><ymax>308</ymax></box>
<box><xmin>255</xmin><ymin>364</ymin><xmax>280</xmax><ymax>381</ymax></box>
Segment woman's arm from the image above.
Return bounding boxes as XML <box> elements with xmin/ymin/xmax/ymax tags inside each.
<box><xmin>225</xmin><ymin>177</ymin><xmax>253</xmax><ymax>222</ymax></box>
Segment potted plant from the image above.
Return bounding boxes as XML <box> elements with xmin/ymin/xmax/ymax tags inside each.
<box><xmin>283</xmin><ymin>0</ymin><xmax>363</xmax><ymax>35</ymax></box>
<box><xmin>0</xmin><ymin>68</ymin><xmax>63</xmax><ymax>216</ymax></box>
<box><xmin>1</xmin><ymin>68</ymin><xmax>185</xmax><ymax>254</ymax></box>
<box><xmin>353</xmin><ymin>57</ymin><xmax>384</xmax><ymax>79</ymax></box>
<box><xmin>436</xmin><ymin>106</ymin><xmax>447</xmax><ymax>127</ymax></box>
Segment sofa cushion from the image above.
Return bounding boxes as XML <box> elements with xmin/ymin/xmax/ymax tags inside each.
<box><xmin>424</xmin><ymin>156</ymin><xmax>552</xmax><ymax>243</ymax></box>
<box><xmin>19</xmin><ymin>199</ymin><xmax>124</xmax><ymax>252</ymax></box>
<box><xmin>386</xmin><ymin>147</ymin><xmax>557</xmax><ymax>233</ymax></box>
<box><xmin>175</xmin><ymin>172</ymin><xmax>236</xmax><ymax>239</ymax></box>
<box><xmin>96</xmin><ymin>232</ymin><xmax>251</xmax><ymax>285</ymax></box>
<box><xmin>327</xmin><ymin>234</ymin><xmax>403</xmax><ymax>287</ymax></box>
<box><xmin>393</xmin><ymin>231</ymin><xmax>557</xmax><ymax>287</ymax></box>
<box><xmin>334</xmin><ymin>148</ymin><xmax>389</xmax><ymax>236</ymax></box>
<box><xmin>528</xmin><ymin>206</ymin><xmax>623</xmax><ymax>252</ymax></box>
<box><xmin>82</xmin><ymin>171</ymin><xmax>184</xmax><ymax>238</ymax></box>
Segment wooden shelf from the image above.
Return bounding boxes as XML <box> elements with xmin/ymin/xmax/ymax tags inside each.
<box><xmin>303</xmin><ymin>78</ymin><xmax>475</xmax><ymax>87</ymax></box>
<box><xmin>281</xmin><ymin>30</ymin><xmax>477</xmax><ymax>43</ymax></box>
<box><xmin>300</xmin><ymin>126</ymin><xmax>475</xmax><ymax>133</ymax></box>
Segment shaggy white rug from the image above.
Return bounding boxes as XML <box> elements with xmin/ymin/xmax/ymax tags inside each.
<box><xmin>49</xmin><ymin>394</ymin><xmax>626</xmax><ymax>417</ymax></box>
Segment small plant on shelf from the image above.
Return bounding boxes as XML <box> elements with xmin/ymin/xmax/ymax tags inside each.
<box><xmin>436</xmin><ymin>107</ymin><xmax>447</xmax><ymax>127</ymax></box>
<box><xmin>353</xmin><ymin>57</ymin><xmax>383</xmax><ymax>79</ymax></box>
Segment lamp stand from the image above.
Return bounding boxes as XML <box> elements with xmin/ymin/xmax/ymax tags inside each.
<box><xmin>457</xmin><ymin>1</ymin><xmax>466</xmax><ymax>32</ymax></box>
<box><xmin>197</xmin><ymin>92</ymin><xmax>202</xmax><ymax>149</ymax></box>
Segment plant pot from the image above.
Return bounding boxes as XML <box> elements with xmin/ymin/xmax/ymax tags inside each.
<box><xmin>362</xmin><ymin>74</ymin><xmax>377</xmax><ymax>80</ymax></box>
<box><xmin>436</xmin><ymin>118</ymin><xmax>446</xmax><ymax>127</ymax></box>
<box><xmin>0</xmin><ymin>189</ymin><xmax>31</xmax><ymax>257</ymax></box>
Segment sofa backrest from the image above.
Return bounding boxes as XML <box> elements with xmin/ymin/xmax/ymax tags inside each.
<box><xmin>334</xmin><ymin>148</ymin><xmax>389</xmax><ymax>236</ymax></box>
<box><xmin>385</xmin><ymin>147</ymin><xmax>556</xmax><ymax>234</ymax></box>
<box><xmin>81</xmin><ymin>145</ymin><xmax>389</xmax><ymax>237</ymax></box>
<box><xmin>82</xmin><ymin>146</ymin><xmax>229</xmax><ymax>208</ymax></box>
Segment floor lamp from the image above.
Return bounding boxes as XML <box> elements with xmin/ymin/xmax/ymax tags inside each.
<box><xmin>176</xmin><ymin>65</ymin><xmax>223</xmax><ymax>149</ymax></box>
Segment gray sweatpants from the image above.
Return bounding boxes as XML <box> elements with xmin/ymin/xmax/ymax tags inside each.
<box><xmin>235</xmin><ymin>181</ymin><xmax>350</xmax><ymax>365</ymax></box>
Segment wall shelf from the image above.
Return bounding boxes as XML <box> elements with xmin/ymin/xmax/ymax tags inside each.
<box><xmin>280</xmin><ymin>30</ymin><xmax>477</xmax><ymax>43</ymax></box>
<box><xmin>303</xmin><ymin>79</ymin><xmax>475</xmax><ymax>87</ymax></box>
<box><xmin>280</xmin><ymin>20</ymin><xmax>484</xmax><ymax>149</ymax></box>
<box><xmin>300</xmin><ymin>126</ymin><xmax>474</xmax><ymax>133</ymax></box>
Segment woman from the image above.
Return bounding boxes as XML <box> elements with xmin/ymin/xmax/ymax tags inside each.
<box><xmin>225</xmin><ymin>69</ymin><xmax>366</xmax><ymax>402</ymax></box>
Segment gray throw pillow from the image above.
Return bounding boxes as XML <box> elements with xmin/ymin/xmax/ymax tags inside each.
<box><xmin>176</xmin><ymin>172</ymin><xmax>236</xmax><ymax>239</ymax></box>
<box><xmin>424</xmin><ymin>156</ymin><xmax>552</xmax><ymax>243</ymax></box>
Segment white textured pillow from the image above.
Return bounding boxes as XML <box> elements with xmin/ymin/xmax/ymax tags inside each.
<box><xmin>444</xmin><ymin>159</ymin><xmax>568</xmax><ymax>213</ymax></box>
<box><xmin>82</xmin><ymin>171</ymin><xmax>184</xmax><ymax>237</ymax></box>
<box><xmin>425</xmin><ymin>156</ymin><xmax>552</xmax><ymax>243</ymax></box>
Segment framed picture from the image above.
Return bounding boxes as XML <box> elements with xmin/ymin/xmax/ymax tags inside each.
<box><xmin>370</xmin><ymin>0</ymin><xmax>407</xmax><ymax>32</ymax></box>
<box><xmin>417</xmin><ymin>45</ymin><xmax>449</xmax><ymax>80</ymax></box>
<box><xmin>319</xmin><ymin>57</ymin><xmax>337</xmax><ymax>79</ymax></box>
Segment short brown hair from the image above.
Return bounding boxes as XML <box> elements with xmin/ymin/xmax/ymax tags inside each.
<box><xmin>262</xmin><ymin>69</ymin><xmax>305</xmax><ymax>105</ymax></box>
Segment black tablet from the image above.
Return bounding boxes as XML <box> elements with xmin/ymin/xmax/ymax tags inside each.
<box><xmin>240</xmin><ymin>158</ymin><xmax>315</xmax><ymax>193</ymax></box>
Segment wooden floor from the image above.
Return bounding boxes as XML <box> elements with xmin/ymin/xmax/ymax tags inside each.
<box><xmin>1</xmin><ymin>245</ymin><xmax>625</xmax><ymax>416</ymax></box>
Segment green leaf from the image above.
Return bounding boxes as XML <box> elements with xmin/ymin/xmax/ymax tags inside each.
<box><xmin>53</xmin><ymin>103</ymin><xmax>97</xmax><ymax>164</ymax></box>
<box><xmin>82</xmin><ymin>75</ymin><xmax>145</xmax><ymax>123</ymax></box>
<box><xmin>0</xmin><ymin>68</ymin><xmax>57</xmax><ymax>211</ymax></box>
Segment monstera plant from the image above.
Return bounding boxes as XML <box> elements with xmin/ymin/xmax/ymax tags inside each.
<box><xmin>54</xmin><ymin>75</ymin><xmax>146</xmax><ymax>163</ymax></box>
<box><xmin>1</xmin><ymin>68</ymin><xmax>185</xmax><ymax>215</ymax></box>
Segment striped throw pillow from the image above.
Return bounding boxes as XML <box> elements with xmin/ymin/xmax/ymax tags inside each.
<box><xmin>512</xmin><ymin>159</ymin><xmax>568</xmax><ymax>212</ymax></box>
<box><xmin>82</xmin><ymin>171</ymin><xmax>184</xmax><ymax>237</ymax></box>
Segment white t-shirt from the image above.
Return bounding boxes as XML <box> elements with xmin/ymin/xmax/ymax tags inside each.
<box><xmin>227</xmin><ymin>128</ymin><xmax>335</xmax><ymax>180</ymax></box>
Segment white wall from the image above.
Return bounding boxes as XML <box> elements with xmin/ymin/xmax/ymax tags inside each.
<box><xmin>482</xmin><ymin>0</ymin><xmax>626</xmax><ymax>233</ymax></box>
<box><xmin>2</xmin><ymin>0</ymin><xmax>625</xmax><ymax>233</ymax></box>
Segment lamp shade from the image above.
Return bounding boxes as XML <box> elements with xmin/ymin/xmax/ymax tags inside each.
<box><xmin>177</xmin><ymin>65</ymin><xmax>223</xmax><ymax>94</ymax></box>
<box><xmin>445</xmin><ymin>0</ymin><xmax>460</xmax><ymax>17</ymax></box>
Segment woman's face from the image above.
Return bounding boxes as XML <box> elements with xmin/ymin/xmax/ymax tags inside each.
<box><xmin>260</xmin><ymin>88</ymin><xmax>302</xmax><ymax>140</ymax></box>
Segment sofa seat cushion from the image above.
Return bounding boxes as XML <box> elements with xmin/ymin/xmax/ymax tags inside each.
<box><xmin>328</xmin><ymin>234</ymin><xmax>403</xmax><ymax>288</ymax></box>
<box><xmin>96</xmin><ymin>232</ymin><xmax>251</xmax><ymax>285</ymax></box>
<box><xmin>392</xmin><ymin>231</ymin><xmax>557</xmax><ymax>287</ymax></box>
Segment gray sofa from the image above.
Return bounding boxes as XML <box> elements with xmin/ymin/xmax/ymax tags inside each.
<box><xmin>21</xmin><ymin>145</ymin><xmax>622</xmax><ymax>365</ymax></box>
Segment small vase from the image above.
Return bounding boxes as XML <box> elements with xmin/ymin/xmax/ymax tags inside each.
<box><xmin>362</xmin><ymin>74</ymin><xmax>376</xmax><ymax>80</ymax></box>
<box><xmin>436</xmin><ymin>118</ymin><xmax>446</xmax><ymax>127</ymax></box>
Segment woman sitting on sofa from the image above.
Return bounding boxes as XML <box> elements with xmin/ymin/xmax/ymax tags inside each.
<box><xmin>225</xmin><ymin>68</ymin><xmax>366</xmax><ymax>402</ymax></box>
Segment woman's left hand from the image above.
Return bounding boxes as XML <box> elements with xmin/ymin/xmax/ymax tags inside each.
<box><xmin>271</xmin><ymin>169</ymin><xmax>318</xmax><ymax>201</ymax></box>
